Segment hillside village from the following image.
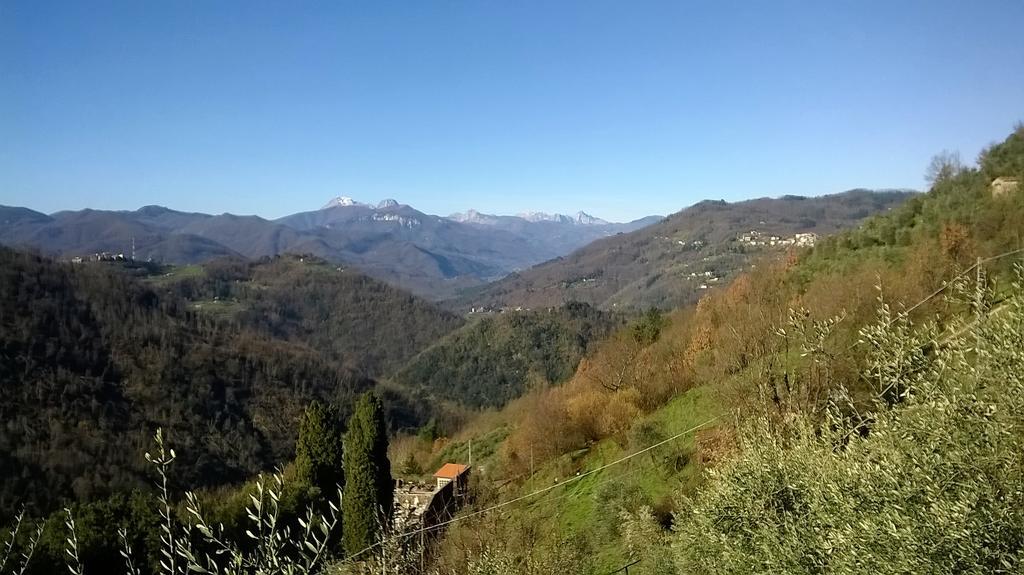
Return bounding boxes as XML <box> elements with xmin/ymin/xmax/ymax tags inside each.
<box><xmin>736</xmin><ymin>230</ymin><xmax>818</xmax><ymax>248</ymax></box>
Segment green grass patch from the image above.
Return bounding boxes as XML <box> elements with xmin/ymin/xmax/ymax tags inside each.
<box><xmin>188</xmin><ymin>298</ymin><xmax>245</xmax><ymax>318</ymax></box>
<box><xmin>504</xmin><ymin>385</ymin><xmax>723</xmax><ymax>572</ymax></box>
<box><xmin>428</xmin><ymin>425</ymin><xmax>510</xmax><ymax>476</ymax></box>
<box><xmin>144</xmin><ymin>264</ymin><xmax>206</xmax><ymax>285</ymax></box>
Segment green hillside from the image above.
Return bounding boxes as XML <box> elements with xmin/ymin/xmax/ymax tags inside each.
<box><xmin>391</xmin><ymin>301</ymin><xmax>621</xmax><ymax>408</ymax></box>
<box><xmin>149</xmin><ymin>255</ymin><xmax>465</xmax><ymax>377</ymax></box>
<box><xmin>0</xmin><ymin>251</ymin><xmax>458</xmax><ymax>520</ymax></box>
<box><xmin>457</xmin><ymin>189</ymin><xmax>915</xmax><ymax>312</ymax></box>
<box><xmin>420</xmin><ymin>126</ymin><xmax>1024</xmax><ymax>574</ymax></box>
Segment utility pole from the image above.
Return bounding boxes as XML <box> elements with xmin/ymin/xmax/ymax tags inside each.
<box><xmin>468</xmin><ymin>439</ymin><xmax>473</xmax><ymax>467</ymax></box>
<box><xmin>976</xmin><ymin>256</ymin><xmax>984</xmax><ymax>351</ymax></box>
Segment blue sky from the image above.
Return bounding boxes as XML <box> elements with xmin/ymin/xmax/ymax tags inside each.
<box><xmin>2</xmin><ymin>1</ymin><xmax>1022</xmax><ymax>222</ymax></box>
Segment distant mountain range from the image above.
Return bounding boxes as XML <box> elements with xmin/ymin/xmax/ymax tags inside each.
<box><xmin>450</xmin><ymin>208</ymin><xmax>630</xmax><ymax>227</ymax></box>
<box><xmin>456</xmin><ymin>189</ymin><xmax>918</xmax><ymax>311</ymax></box>
<box><xmin>0</xmin><ymin>199</ymin><xmax>659</xmax><ymax>299</ymax></box>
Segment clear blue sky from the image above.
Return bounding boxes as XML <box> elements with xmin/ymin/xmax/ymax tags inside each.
<box><xmin>2</xmin><ymin>1</ymin><xmax>1022</xmax><ymax>221</ymax></box>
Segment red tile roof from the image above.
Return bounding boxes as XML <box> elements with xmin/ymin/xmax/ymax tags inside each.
<box><xmin>433</xmin><ymin>463</ymin><xmax>469</xmax><ymax>479</ymax></box>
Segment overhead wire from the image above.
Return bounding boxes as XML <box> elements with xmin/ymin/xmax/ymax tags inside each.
<box><xmin>340</xmin><ymin>415</ymin><xmax>721</xmax><ymax>565</ymax></box>
<box><xmin>840</xmin><ymin>246</ymin><xmax>1024</xmax><ymax>354</ymax></box>
<box><xmin>344</xmin><ymin>248</ymin><xmax>1024</xmax><ymax>567</ymax></box>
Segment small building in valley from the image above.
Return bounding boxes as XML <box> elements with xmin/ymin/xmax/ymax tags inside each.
<box><xmin>433</xmin><ymin>463</ymin><xmax>469</xmax><ymax>491</ymax></box>
<box><xmin>393</xmin><ymin>462</ymin><xmax>472</xmax><ymax>532</ymax></box>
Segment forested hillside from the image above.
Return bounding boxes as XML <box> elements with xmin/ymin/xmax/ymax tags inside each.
<box><xmin>458</xmin><ymin>189</ymin><xmax>914</xmax><ymax>311</ymax></box>
<box><xmin>3</xmin><ymin>127</ymin><xmax>1021</xmax><ymax>575</ymax></box>
<box><xmin>0</xmin><ymin>250</ymin><xmax>455</xmax><ymax>519</ymax></box>
<box><xmin>152</xmin><ymin>256</ymin><xmax>465</xmax><ymax>377</ymax></box>
<box><xmin>0</xmin><ymin>201</ymin><xmax>664</xmax><ymax>301</ymax></box>
<box><xmin>391</xmin><ymin>302</ymin><xmax>621</xmax><ymax>408</ymax></box>
<box><xmin>421</xmin><ymin>126</ymin><xmax>1024</xmax><ymax>574</ymax></box>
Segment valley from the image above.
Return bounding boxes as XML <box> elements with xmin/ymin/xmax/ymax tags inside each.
<box><xmin>6</xmin><ymin>132</ymin><xmax>1024</xmax><ymax>572</ymax></box>
<box><xmin>5</xmin><ymin>1</ymin><xmax>1024</xmax><ymax>571</ymax></box>
<box><xmin>458</xmin><ymin>189</ymin><xmax>916</xmax><ymax>311</ymax></box>
<box><xmin>0</xmin><ymin>201</ymin><xmax>659</xmax><ymax>301</ymax></box>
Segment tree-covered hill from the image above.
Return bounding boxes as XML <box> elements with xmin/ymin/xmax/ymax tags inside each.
<box><xmin>391</xmin><ymin>302</ymin><xmax>621</xmax><ymax>408</ymax></box>
<box><xmin>0</xmin><ymin>249</ymin><xmax>455</xmax><ymax>519</ymax></box>
<box><xmin>456</xmin><ymin>189</ymin><xmax>915</xmax><ymax>312</ymax></box>
<box><xmin>424</xmin><ymin>126</ymin><xmax>1024</xmax><ymax>574</ymax></box>
<box><xmin>152</xmin><ymin>255</ymin><xmax>465</xmax><ymax>377</ymax></box>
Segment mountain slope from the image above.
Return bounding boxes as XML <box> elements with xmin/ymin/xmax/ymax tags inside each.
<box><xmin>0</xmin><ymin>248</ymin><xmax>458</xmax><ymax>518</ymax></box>
<box><xmin>277</xmin><ymin>203</ymin><xmax>564</xmax><ymax>282</ymax></box>
<box><xmin>155</xmin><ymin>255</ymin><xmax>465</xmax><ymax>377</ymax></box>
<box><xmin>458</xmin><ymin>189</ymin><xmax>916</xmax><ymax>311</ymax></box>
<box><xmin>427</xmin><ymin>128</ymin><xmax>1024</xmax><ymax>574</ymax></box>
<box><xmin>0</xmin><ymin>208</ymin><xmax>243</xmax><ymax>263</ymax></box>
<box><xmin>0</xmin><ymin>205</ymin><xmax>52</xmax><ymax>226</ymax></box>
<box><xmin>0</xmin><ymin>202</ymin><xmax>663</xmax><ymax>301</ymax></box>
<box><xmin>391</xmin><ymin>302</ymin><xmax>621</xmax><ymax>408</ymax></box>
<box><xmin>448</xmin><ymin>209</ymin><xmax>663</xmax><ymax>262</ymax></box>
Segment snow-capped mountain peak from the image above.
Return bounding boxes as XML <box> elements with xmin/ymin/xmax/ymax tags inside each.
<box><xmin>321</xmin><ymin>196</ymin><xmax>364</xmax><ymax>209</ymax></box>
<box><xmin>516</xmin><ymin>211</ymin><xmax>572</xmax><ymax>224</ymax></box>
<box><xmin>377</xmin><ymin>199</ymin><xmax>400</xmax><ymax>209</ymax></box>
<box><xmin>575</xmin><ymin>211</ymin><xmax>609</xmax><ymax>226</ymax></box>
<box><xmin>512</xmin><ymin>211</ymin><xmax>609</xmax><ymax>225</ymax></box>
<box><xmin>449</xmin><ymin>209</ymin><xmax>500</xmax><ymax>224</ymax></box>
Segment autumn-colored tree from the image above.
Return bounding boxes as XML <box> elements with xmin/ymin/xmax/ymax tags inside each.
<box><xmin>502</xmin><ymin>389</ymin><xmax>581</xmax><ymax>474</ymax></box>
<box><xmin>566</xmin><ymin>388</ymin><xmax>608</xmax><ymax>443</ymax></box>
<box><xmin>939</xmin><ymin>222</ymin><xmax>975</xmax><ymax>266</ymax></box>
<box><xmin>600</xmin><ymin>388</ymin><xmax>642</xmax><ymax>438</ymax></box>
<box><xmin>580</xmin><ymin>330</ymin><xmax>642</xmax><ymax>392</ymax></box>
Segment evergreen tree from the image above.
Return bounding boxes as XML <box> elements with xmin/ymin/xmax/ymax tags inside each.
<box><xmin>342</xmin><ymin>392</ymin><xmax>393</xmax><ymax>557</ymax></box>
<box><xmin>294</xmin><ymin>401</ymin><xmax>345</xmax><ymax>494</ymax></box>
<box><xmin>631</xmin><ymin>307</ymin><xmax>667</xmax><ymax>345</ymax></box>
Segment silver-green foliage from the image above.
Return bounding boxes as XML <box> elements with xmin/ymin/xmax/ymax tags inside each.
<box><xmin>455</xmin><ymin>544</ymin><xmax>594</xmax><ymax>575</ymax></box>
<box><xmin>0</xmin><ymin>509</ymin><xmax>42</xmax><ymax>575</ymax></box>
<box><xmin>673</xmin><ymin>276</ymin><xmax>1024</xmax><ymax>574</ymax></box>
<box><xmin>65</xmin><ymin>429</ymin><xmax>341</xmax><ymax>575</ymax></box>
<box><xmin>324</xmin><ymin>510</ymin><xmax>423</xmax><ymax>575</ymax></box>
<box><xmin>620</xmin><ymin>506</ymin><xmax>677</xmax><ymax>575</ymax></box>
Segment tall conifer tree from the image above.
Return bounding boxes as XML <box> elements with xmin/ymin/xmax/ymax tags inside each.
<box><xmin>294</xmin><ymin>401</ymin><xmax>345</xmax><ymax>494</ymax></box>
<box><xmin>342</xmin><ymin>392</ymin><xmax>393</xmax><ymax>556</ymax></box>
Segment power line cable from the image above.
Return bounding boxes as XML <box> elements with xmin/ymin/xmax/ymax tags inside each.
<box><xmin>841</xmin><ymin>247</ymin><xmax>1024</xmax><ymax>354</ymax></box>
<box><xmin>340</xmin><ymin>415</ymin><xmax>721</xmax><ymax>565</ymax></box>
<box><xmin>344</xmin><ymin>250</ymin><xmax>1024</xmax><ymax>567</ymax></box>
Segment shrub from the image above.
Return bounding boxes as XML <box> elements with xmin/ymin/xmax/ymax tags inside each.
<box><xmin>672</xmin><ymin>276</ymin><xmax>1024</xmax><ymax>574</ymax></box>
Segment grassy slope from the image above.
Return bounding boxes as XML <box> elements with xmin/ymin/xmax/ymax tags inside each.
<box><xmin>436</xmin><ymin>385</ymin><xmax>721</xmax><ymax>573</ymax></box>
<box><xmin>524</xmin><ymin>386</ymin><xmax>720</xmax><ymax>571</ymax></box>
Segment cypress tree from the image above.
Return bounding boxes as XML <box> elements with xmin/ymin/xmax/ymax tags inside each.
<box><xmin>342</xmin><ymin>392</ymin><xmax>393</xmax><ymax>556</ymax></box>
<box><xmin>294</xmin><ymin>401</ymin><xmax>345</xmax><ymax>494</ymax></box>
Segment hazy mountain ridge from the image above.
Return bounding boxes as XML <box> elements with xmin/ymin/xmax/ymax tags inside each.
<box><xmin>0</xmin><ymin>191</ymin><xmax>909</xmax><ymax>308</ymax></box>
<box><xmin>458</xmin><ymin>189</ymin><xmax>918</xmax><ymax>311</ymax></box>
<box><xmin>0</xmin><ymin>200</ymin><xmax>662</xmax><ymax>300</ymax></box>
